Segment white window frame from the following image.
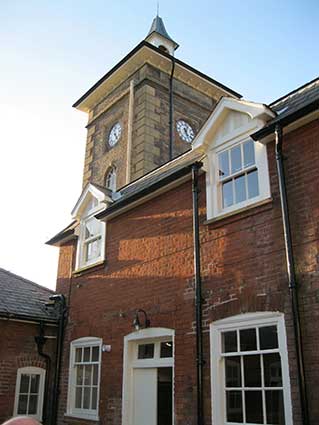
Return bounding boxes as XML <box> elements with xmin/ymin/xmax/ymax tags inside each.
<box><xmin>75</xmin><ymin>200</ymin><xmax>106</xmax><ymax>270</ymax></box>
<box><xmin>207</xmin><ymin>134</ymin><xmax>271</xmax><ymax>220</ymax></box>
<box><xmin>67</xmin><ymin>337</ymin><xmax>102</xmax><ymax>421</ymax></box>
<box><xmin>122</xmin><ymin>328</ymin><xmax>175</xmax><ymax>425</ymax></box>
<box><xmin>210</xmin><ymin>312</ymin><xmax>293</xmax><ymax>425</ymax></box>
<box><xmin>13</xmin><ymin>366</ymin><xmax>46</xmax><ymax>421</ymax></box>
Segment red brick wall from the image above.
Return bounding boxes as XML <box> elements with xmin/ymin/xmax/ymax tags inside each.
<box><xmin>0</xmin><ymin>320</ymin><xmax>57</xmax><ymax>423</ymax></box>
<box><xmin>56</xmin><ymin>118</ymin><xmax>319</xmax><ymax>425</ymax></box>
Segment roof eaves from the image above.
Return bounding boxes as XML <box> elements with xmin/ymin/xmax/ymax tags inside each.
<box><xmin>46</xmin><ymin>221</ymin><xmax>78</xmax><ymax>246</ymax></box>
<box><xmin>0</xmin><ymin>311</ymin><xmax>58</xmax><ymax>325</ymax></box>
<box><xmin>73</xmin><ymin>41</ymin><xmax>241</xmax><ymax>109</ymax></box>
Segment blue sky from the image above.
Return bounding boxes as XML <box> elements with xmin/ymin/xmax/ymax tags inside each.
<box><xmin>0</xmin><ymin>0</ymin><xmax>318</xmax><ymax>288</ymax></box>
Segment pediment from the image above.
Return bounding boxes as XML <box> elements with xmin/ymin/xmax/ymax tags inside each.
<box><xmin>192</xmin><ymin>97</ymin><xmax>275</xmax><ymax>151</ymax></box>
<box><xmin>71</xmin><ymin>183</ymin><xmax>113</xmax><ymax>220</ymax></box>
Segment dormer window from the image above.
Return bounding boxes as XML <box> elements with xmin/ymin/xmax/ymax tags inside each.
<box><xmin>77</xmin><ymin>199</ymin><xmax>105</xmax><ymax>269</ymax></box>
<box><xmin>191</xmin><ymin>98</ymin><xmax>274</xmax><ymax>221</ymax></box>
<box><xmin>105</xmin><ymin>166</ymin><xmax>117</xmax><ymax>192</ymax></box>
<box><xmin>72</xmin><ymin>184</ymin><xmax>110</xmax><ymax>271</ymax></box>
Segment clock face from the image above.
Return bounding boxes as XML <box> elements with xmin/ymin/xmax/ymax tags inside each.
<box><xmin>176</xmin><ymin>120</ymin><xmax>195</xmax><ymax>143</ymax></box>
<box><xmin>108</xmin><ymin>122</ymin><xmax>122</xmax><ymax>147</ymax></box>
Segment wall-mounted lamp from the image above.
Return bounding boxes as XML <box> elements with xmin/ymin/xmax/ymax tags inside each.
<box><xmin>132</xmin><ymin>309</ymin><xmax>150</xmax><ymax>331</ymax></box>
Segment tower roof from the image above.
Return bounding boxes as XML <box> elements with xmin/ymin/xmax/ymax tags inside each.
<box><xmin>146</xmin><ymin>15</ymin><xmax>179</xmax><ymax>49</ymax></box>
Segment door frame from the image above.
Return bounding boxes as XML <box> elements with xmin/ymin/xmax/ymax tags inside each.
<box><xmin>122</xmin><ymin>327</ymin><xmax>175</xmax><ymax>425</ymax></box>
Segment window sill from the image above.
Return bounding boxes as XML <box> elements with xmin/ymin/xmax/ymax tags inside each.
<box><xmin>73</xmin><ymin>260</ymin><xmax>106</xmax><ymax>277</ymax></box>
<box><xmin>205</xmin><ymin>197</ymin><xmax>273</xmax><ymax>226</ymax></box>
<box><xmin>64</xmin><ymin>413</ymin><xmax>100</xmax><ymax>422</ymax></box>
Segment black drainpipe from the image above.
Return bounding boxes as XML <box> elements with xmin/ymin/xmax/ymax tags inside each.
<box><xmin>169</xmin><ymin>56</ymin><xmax>175</xmax><ymax>160</ymax></box>
<box><xmin>192</xmin><ymin>162</ymin><xmax>204</xmax><ymax>425</ymax></box>
<box><xmin>35</xmin><ymin>322</ymin><xmax>51</xmax><ymax>425</ymax></box>
<box><xmin>275</xmin><ymin>124</ymin><xmax>309</xmax><ymax>425</ymax></box>
<box><xmin>50</xmin><ymin>294</ymin><xmax>66</xmax><ymax>425</ymax></box>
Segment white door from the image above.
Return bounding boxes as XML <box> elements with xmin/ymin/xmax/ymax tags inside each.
<box><xmin>133</xmin><ymin>368</ymin><xmax>157</xmax><ymax>425</ymax></box>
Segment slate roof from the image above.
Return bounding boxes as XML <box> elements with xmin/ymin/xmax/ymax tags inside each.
<box><xmin>252</xmin><ymin>77</ymin><xmax>319</xmax><ymax>139</ymax></box>
<box><xmin>96</xmin><ymin>150</ymin><xmax>203</xmax><ymax>219</ymax></box>
<box><xmin>0</xmin><ymin>268</ymin><xmax>58</xmax><ymax>323</ymax></box>
<box><xmin>271</xmin><ymin>77</ymin><xmax>319</xmax><ymax>118</ymax></box>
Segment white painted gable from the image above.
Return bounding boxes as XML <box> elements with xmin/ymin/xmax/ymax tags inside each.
<box><xmin>192</xmin><ymin>97</ymin><xmax>275</xmax><ymax>152</ymax></box>
<box><xmin>71</xmin><ymin>183</ymin><xmax>112</xmax><ymax>220</ymax></box>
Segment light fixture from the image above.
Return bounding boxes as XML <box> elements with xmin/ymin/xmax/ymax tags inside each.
<box><xmin>132</xmin><ymin>309</ymin><xmax>150</xmax><ymax>331</ymax></box>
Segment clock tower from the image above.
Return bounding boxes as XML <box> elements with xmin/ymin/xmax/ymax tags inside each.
<box><xmin>74</xmin><ymin>15</ymin><xmax>240</xmax><ymax>191</ymax></box>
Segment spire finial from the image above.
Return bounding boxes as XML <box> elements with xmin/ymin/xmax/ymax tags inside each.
<box><xmin>157</xmin><ymin>1</ymin><xmax>159</xmax><ymax>16</ymax></box>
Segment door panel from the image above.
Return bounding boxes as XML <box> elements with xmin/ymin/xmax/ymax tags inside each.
<box><xmin>133</xmin><ymin>368</ymin><xmax>157</xmax><ymax>425</ymax></box>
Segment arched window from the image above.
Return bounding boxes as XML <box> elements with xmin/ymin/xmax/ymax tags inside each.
<box><xmin>159</xmin><ymin>45</ymin><xmax>169</xmax><ymax>54</ymax></box>
<box><xmin>105</xmin><ymin>166</ymin><xmax>117</xmax><ymax>192</ymax></box>
<box><xmin>14</xmin><ymin>366</ymin><xmax>46</xmax><ymax>420</ymax></box>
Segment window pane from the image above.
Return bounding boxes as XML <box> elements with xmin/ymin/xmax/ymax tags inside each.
<box><xmin>83</xmin><ymin>347</ymin><xmax>91</xmax><ymax>362</ymax></box>
<box><xmin>222</xmin><ymin>331</ymin><xmax>237</xmax><ymax>353</ymax></box>
<box><xmin>28</xmin><ymin>395</ymin><xmax>38</xmax><ymax>414</ymax></box>
<box><xmin>266</xmin><ymin>390</ymin><xmax>285</xmax><ymax>425</ymax></box>
<box><xmin>245</xmin><ymin>391</ymin><xmax>263</xmax><ymax>423</ymax></box>
<box><xmin>18</xmin><ymin>395</ymin><xmax>28</xmax><ymax>414</ymax></box>
<box><xmin>225</xmin><ymin>357</ymin><xmax>241</xmax><ymax>387</ymax></box>
<box><xmin>235</xmin><ymin>174</ymin><xmax>246</xmax><ymax>203</ymax></box>
<box><xmin>92</xmin><ymin>387</ymin><xmax>98</xmax><ymax>410</ymax></box>
<box><xmin>93</xmin><ymin>365</ymin><xmax>98</xmax><ymax>386</ymax></box>
<box><xmin>260</xmin><ymin>326</ymin><xmax>278</xmax><ymax>350</ymax></box>
<box><xmin>75</xmin><ymin>347</ymin><xmax>82</xmax><ymax>362</ymax></box>
<box><xmin>83</xmin><ymin>387</ymin><xmax>91</xmax><ymax>409</ymax></box>
<box><xmin>240</xmin><ymin>328</ymin><xmax>257</xmax><ymax>351</ymax></box>
<box><xmin>264</xmin><ymin>353</ymin><xmax>282</xmax><ymax>387</ymax></box>
<box><xmin>75</xmin><ymin>387</ymin><xmax>82</xmax><ymax>408</ymax></box>
<box><xmin>20</xmin><ymin>374</ymin><xmax>30</xmax><ymax>393</ymax></box>
<box><xmin>219</xmin><ymin>151</ymin><xmax>230</xmax><ymax>178</ymax></box>
<box><xmin>247</xmin><ymin>170</ymin><xmax>259</xmax><ymax>199</ymax></box>
<box><xmin>160</xmin><ymin>341</ymin><xmax>173</xmax><ymax>358</ymax></box>
<box><xmin>226</xmin><ymin>391</ymin><xmax>243</xmax><ymax>423</ymax></box>
<box><xmin>84</xmin><ymin>365</ymin><xmax>92</xmax><ymax>386</ymax></box>
<box><xmin>138</xmin><ymin>343</ymin><xmax>154</xmax><ymax>359</ymax></box>
<box><xmin>243</xmin><ymin>140</ymin><xmax>255</xmax><ymax>168</ymax></box>
<box><xmin>92</xmin><ymin>346</ymin><xmax>99</xmax><ymax>362</ymax></box>
<box><xmin>244</xmin><ymin>355</ymin><xmax>261</xmax><ymax>387</ymax></box>
<box><xmin>30</xmin><ymin>374</ymin><xmax>40</xmax><ymax>394</ymax></box>
<box><xmin>76</xmin><ymin>365</ymin><xmax>84</xmax><ymax>385</ymax></box>
<box><xmin>222</xmin><ymin>180</ymin><xmax>233</xmax><ymax>208</ymax></box>
<box><xmin>85</xmin><ymin>218</ymin><xmax>100</xmax><ymax>239</ymax></box>
<box><xmin>86</xmin><ymin>238</ymin><xmax>101</xmax><ymax>261</ymax></box>
<box><xmin>231</xmin><ymin>145</ymin><xmax>242</xmax><ymax>173</ymax></box>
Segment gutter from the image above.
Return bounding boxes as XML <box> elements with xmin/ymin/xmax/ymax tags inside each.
<box><xmin>35</xmin><ymin>322</ymin><xmax>52</xmax><ymax>425</ymax></box>
<box><xmin>274</xmin><ymin>125</ymin><xmax>309</xmax><ymax>425</ymax></box>
<box><xmin>0</xmin><ymin>311</ymin><xmax>58</xmax><ymax>325</ymax></box>
<box><xmin>49</xmin><ymin>294</ymin><xmax>67</xmax><ymax>425</ymax></box>
<box><xmin>251</xmin><ymin>99</ymin><xmax>319</xmax><ymax>140</ymax></box>
<box><xmin>191</xmin><ymin>162</ymin><xmax>204</xmax><ymax>425</ymax></box>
